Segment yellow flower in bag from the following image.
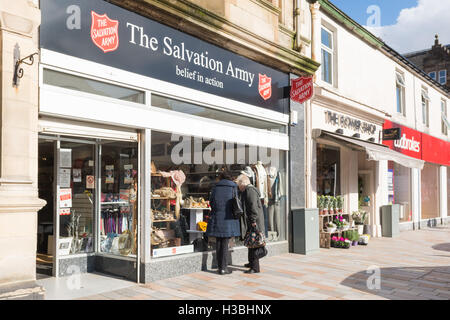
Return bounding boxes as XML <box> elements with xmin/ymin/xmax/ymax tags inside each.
<box><xmin>197</xmin><ymin>221</ymin><xmax>207</xmax><ymax>232</ymax></box>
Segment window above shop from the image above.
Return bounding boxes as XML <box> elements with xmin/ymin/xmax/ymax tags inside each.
<box><xmin>421</xmin><ymin>89</ymin><xmax>430</xmax><ymax>127</ymax></box>
<box><xmin>151</xmin><ymin>94</ymin><xmax>287</xmax><ymax>133</ymax></box>
<box><xmin>321</xmin><ymin>26</ymin><xmax>334</xmax><ymax>86</ymax></box>
<box><xmin>439</xmin><ymin>70</ymin><xmax>447</xmax><ymax>85</ymax></box>
<box><xmin>43</xmin><ymin>69</ymin><xmax>145</xmax><ymax>104</ymax></box>
<box><xmin>395</xmin><ymin>72</ymin><xmax>406</xmax><ymax>116</ymax></box>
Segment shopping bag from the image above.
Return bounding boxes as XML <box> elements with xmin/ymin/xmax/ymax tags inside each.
<box><xmin>244</xmin><ymin>225</ymin><xmax>266</xmax><ymax>248</ymax></box>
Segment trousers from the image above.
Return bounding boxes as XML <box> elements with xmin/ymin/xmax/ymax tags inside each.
<box><xmin>248</xmin><ymin>248</ymin><xmax>260</xmax><ymax>272</ymax></box>
<box><xmin>263</xmin><ymin>204</ymin><xmax>268</xmax><ymax>237</ymax></box>
<box><xmin>216</xmin><ymin>237</ymin><xmax>230</xmax><ymax>270</ymax></box>
<box><xmin>268</xmin><ymin>202</ymin><xmax>281</xmax><ymax>234</ymax></box>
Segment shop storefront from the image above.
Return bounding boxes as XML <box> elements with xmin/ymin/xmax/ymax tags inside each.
<box><xmin>37</xmin><ymin>0</ymin><xmax>290</xmax><ymax>282</ymax></box>
<box><xmin>308</xmin><ymin>98</ymin><xmax>425</xmax><ymax>242</ymax></box>
<box><xmin>383</xmin><ymin>120</ymin><xmax>450</xmax><ymax>229</ymax></box>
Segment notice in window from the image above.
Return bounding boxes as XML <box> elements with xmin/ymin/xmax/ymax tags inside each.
<box><xmin>59</xmin><ymin>168</ymin><xmax>71</xmax><ymax>188</ymax></box>
<box><xmin>59</xmin><ymin>188</ymin><xmax>72</xmax><ymax>208</ymax></box>
<box><xmin>60</xmin><ymin>148</ymin><xmax>72</xmax><ymax>168</ymax></box>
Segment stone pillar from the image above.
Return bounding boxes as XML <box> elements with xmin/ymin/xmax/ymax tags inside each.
<box><xmin>411</xmin><ymin>168</ymin><xmax>421</xmax><ymax>229</ymax></box>
<box><xmin>309</xmin><ymin>1</ymin><xmax>321</xmax><ymax>62</ymax></box>
<box><xmin>372</xmin><ymin>160</ymin><xmax>388</xmax><ymax>237</ymax></box>
<box><xmin>0</xmin><ymin>0</ymin><xmax>46</xmax><ymax>299</ymax></box>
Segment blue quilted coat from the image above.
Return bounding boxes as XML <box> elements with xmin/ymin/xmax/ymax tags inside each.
<box><xmin>206</xmin><ymin>179</ymin><xmax>241</xmax><ymax>238</ymax></box>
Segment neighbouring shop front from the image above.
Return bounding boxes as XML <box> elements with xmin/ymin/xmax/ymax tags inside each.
<box><xmin>383</xmin><ymin>120</ymin><xmax>450</xmax><ymax>230</ymax></box>
<box><xmin>308</xmin><ymin>99</ymin><xmax>424</xmax><ymax>247</ymax></box>
<box><xmin>37</xmin><ymin>0</ymin><xmax>291</xmax><ymax>282</ymax></box>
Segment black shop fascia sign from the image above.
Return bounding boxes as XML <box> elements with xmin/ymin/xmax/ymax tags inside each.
<box><xmin>40</xmin><ymin>0</ymin><xmax>289</xmax><ymax>114</ymax></box>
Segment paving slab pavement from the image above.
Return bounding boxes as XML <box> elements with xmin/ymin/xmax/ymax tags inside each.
<box><xmin>40</xmin><ymin>226</ymin><xmax>450</xmax><ymax>300</ymax></box>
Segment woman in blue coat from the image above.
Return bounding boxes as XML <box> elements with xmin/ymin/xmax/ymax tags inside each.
<box><xmin>206</xmin><ymin>171</ymin><xmax>241</xmax><ymax>275</ymax></box>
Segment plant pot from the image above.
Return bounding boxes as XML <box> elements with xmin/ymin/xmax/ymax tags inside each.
<box><xmin>357</xmin><ymin>224</ymin><xmax>364</xmax><ymax>235</ymax></box>
<box><xmin>319</xmin><ymin>209</ymin><xmax>324</xmax><ymax>215</ymax></box>
<box><xmin>323</xmin><ymin>209</ymin><xmax>328</xmax><ymax>215</ymax></box>
<box><xmin>327</xmin><ymin>227</ymin><xmax>337</xmax><ymax>233</ymax></box>
<box><xmin>329</xmin><ymin>209</ymin><xmax>334</xmax><ymax>215</ymax></box>
<box><xmin>363</xmin><ymin>225</ymin><xmax>371</xmax><ymax>234</ymax></box>
<box><xmin>352</xmin><ymin>240</ymin><xmax>358</xmax><ymax>246</ymax></box>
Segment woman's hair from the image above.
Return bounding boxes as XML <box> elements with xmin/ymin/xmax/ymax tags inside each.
<box><xmin>235</xmin><ymin>174</ymin><xmax>251</xmax><ymax>187</ymax></box>
<box><xmin>218</xmin><ymin>170</ymin><xmax>233</xmax><ymax>181</ymax></box>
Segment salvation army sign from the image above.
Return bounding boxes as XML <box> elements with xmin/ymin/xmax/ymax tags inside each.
<box><xmin>290</xmin><ymin>76</ymin><xmax>314</xmax><ymax>104</ymax></box>
<box><xmin>40</xmin><ymin>0</ymin><xmax>289</xmax><ymax>114</ymax></box>
<box><xmin>91</xmin><ymin>11</ymin><xmax>119</xmax><ymax>53</ymax></box>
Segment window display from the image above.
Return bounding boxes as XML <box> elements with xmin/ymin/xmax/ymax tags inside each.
<box><xmin>388</xmin><ymin>161</ymin><xmax>412</xmax><ymax>222</ymax></box>
<box><xmin>421</xmin><ymin>163</ymin><xmax>440</xmax><ymax>219</ymax></box>
<box><xmin>99</xmin><ymin>141</ymin><xmax>138</xmax><ymax>256</ymax></box>
<box><xmin>59</xmin><ymin>141</ymin><xmax>95</xmax><ymax>255</ymax></box>
<box><xmin>150</xmin><ymin>131</ymin><xmax>287</xmax><ymax>258</ymax></box>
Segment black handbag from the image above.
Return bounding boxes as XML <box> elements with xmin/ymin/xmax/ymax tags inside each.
<box><xmin>254</xmin><ymin>246</ymin><xmax>268</xmax><ymax>259</ymax></box>
<box><xmin>231</xmin><ymin>187</ymin><xmax>243</xmax><ymax>220</ymax></box>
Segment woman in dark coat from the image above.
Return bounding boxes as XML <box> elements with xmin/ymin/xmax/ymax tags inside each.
<box><xmin>236</xmin><ymin>174</ymin><xmax>265</xmax><ymax>273</ymax></box>
<box><xmin>206</xmin><ymin>171</ymin><xmax>241</xmax><ymax>275</ymax></box>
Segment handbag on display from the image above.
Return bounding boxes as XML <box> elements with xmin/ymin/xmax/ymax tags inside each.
<box><xmin>254</xmin><ymin>246</ymin><xmax>268</xmax><ymax>259</ymax></box>
<box><xmin>244</xmin><ymin>225</ymin><xmax>266</xmax><ymax>248</ymax></box>
<box><xmin>231</xmin><ymin>188</ymin><xmax>243</xmax><ymax>220</ymax></box>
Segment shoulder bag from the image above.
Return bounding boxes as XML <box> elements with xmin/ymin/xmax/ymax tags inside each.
<box><xmin>231</xmin><ymin>187</ymin><xmax>244</xmax><ymax>220</ymax></box>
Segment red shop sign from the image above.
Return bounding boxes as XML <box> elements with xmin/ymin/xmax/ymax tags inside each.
<box><xmin>383</xmin><ymin>120</ymin><xmax>450</xmax><ymax>166</ymax></box>
<box><xmin>290</xmin><ymin>76</ymin><xmax>314</xmax><ymax>104</ymax></box>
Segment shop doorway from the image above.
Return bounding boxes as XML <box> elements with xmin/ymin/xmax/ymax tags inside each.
<box><xmin>37</xmin><ymin>140</ymin><xmax>55</xmax><ymax>277</ymax></box>
<box><xmin>37</xmin><ymin>136</ymin><xmax>139</xmax><ymax>281</ymax></box>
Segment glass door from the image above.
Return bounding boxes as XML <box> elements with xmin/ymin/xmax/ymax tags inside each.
<box><xmin>98</xmin><ymin>140</ymin><xmax>138</xmax><ymax>258</ymax></box>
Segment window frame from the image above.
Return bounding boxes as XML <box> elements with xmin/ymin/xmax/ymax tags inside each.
<box><xmin>421</xmin><ymin>89</ymin><xmax>430</xmax><ymax>127</ymax></box>
<box><xmin>428</xmin><ymin>71</ymin><xmax>436</xmax><ymax>81</ymax></box>
<box><xmin>439</xmin><ymin>70</ymin><xmax>447</xmax><ymax>85</ymax></box>
<box><xmin>442</xmin><ymin>99</ymin><xmax>448</xmax><ymax>136</ymax></box>
<box><xmin>395</xmin><ymin>71</ymin><xmax>406</xmax><ymax>116</ymax></box>
<box><xmin>320</xmin><ymin>26</ymin><xmax>334</xmax><ymax>86</ymax></box>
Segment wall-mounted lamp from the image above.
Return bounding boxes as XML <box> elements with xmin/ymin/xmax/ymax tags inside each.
<box><xmin>13</xmin><ymin>43</ymin><xmax>39</xmax><ymax>88</ymax></box>
<box><xmin>352</xmin><ymin>133</ymin><xmax>361</xmax><ymax>138</ymax></box>
<box><xmin>335</xmin><ymin>129</ymin><xmax>344</xmax><ymax>134</ymax></box>
<box><xmin>367</xmin><ymin>137</ymin><xmax>375</xmax><ymax>142</ymax></box>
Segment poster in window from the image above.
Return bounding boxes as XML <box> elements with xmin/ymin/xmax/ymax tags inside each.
<box><xmin>73</xmin><ymin>168</ymin><xmax>82</xmax><ymax>183</ymax></box>
<box><xmin>86</xmin><ymin>175</ymin><xmax>95</xmax><ymax>189</ymax></box>
<box><xmin>59</xmin><ymin>168</ymin><xmax>71</xmax><ymax>188</ymax></box>
<box><xmin>59</xmin><ymin>188</ymin><xmax>72</xmax><ymax>208</ymax></box>
<box><xmin>124</xmin><ymin>164</ymin><xmax>133</xmax><ymax>184</ymax></box>
<box><xmin>60</xmin><ymin>148</ymin><xmax>72</xmax><ymax>168</ymax></box>
<box><xmin>105</xmin><ymin>165</ymin><xmax>114</xmax><ymax>184</ymax></box>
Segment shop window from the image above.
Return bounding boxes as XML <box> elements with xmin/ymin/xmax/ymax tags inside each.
<box><xmin>150</xmin><ymin>131</ymin><xmax>287</xmax><ymax>258</ymax></box>
<box><xmin>321</xmin><ymin>27</ymin><xmax>334</xmax><ymax>85</ymax></box>
<box><xmin>388</xmin><ymin>161</ymin><xmax>411</xmax><ymax>222</ymax></box>
<box><xmin>421</xmin><ymin>163</ymin><xmax>440</xmax><ymax>220</ymax></box>
<box><xmin>395</xmin><ymin>72</ymin><xmax>406</xmax><ymax>115</ymax></box>
<box><xmin>442</xmin><ymin>100</ymin><xmax>448</xmax><ymax>136</ymax></box>
<box><xmin>421</xmin><ymin>89</ymin><xmax>430</xmax><ymax>127</ymax></box>
<box><xmin>151</xmin><ymin>94</ymin><xmax>287</xmax><ymax>133</ymax></box>
<box><xmin>448</xmin><ymin>167</ymin><xmax>450</xmax><ymax>218</ymax></box>
<box><xmin>43</xmin><ymin>69</ymin><xmax>145</xmax><ymax>104</ymax></box>
<box><xmin>316</xmin><ymin>144</ymin><xmax>340</xmax><ymax>196</ymax></box>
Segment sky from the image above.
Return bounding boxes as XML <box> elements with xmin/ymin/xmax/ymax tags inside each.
<box><xmin>329</xmin><ymin>0</ymin><xmax>450</xmax><ymax>54</ymax></box>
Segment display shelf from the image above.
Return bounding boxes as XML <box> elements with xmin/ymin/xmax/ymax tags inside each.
<box><xmin>101</xmin><ymin>201</ymin><xmax>129</xmax><ymax>205</ymax></box>
<box><xmin>182</xmin><ymin>207</ymin><xmax>211</xmax><ymax>210</ymax></box>
<box><xmin>153</xmin><ymin>219</ymin><xmax>177</xmax><ymax>223</ymax></box>
<box><xmin>151</xmin><ymin>196</ymin><xmax>177</xmax><ymax>200</ymax></box>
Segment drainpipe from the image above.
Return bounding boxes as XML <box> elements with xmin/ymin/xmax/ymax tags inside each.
<box><xmin>294</xmin><ymin>0</ymin><xmax>302</xmax><ymax>51</ymax></box>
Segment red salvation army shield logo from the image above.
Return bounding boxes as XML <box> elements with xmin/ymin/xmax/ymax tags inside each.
<box><xmin>91</xmin><ymin>11</ymin><xmax>119</xmax><ymax>53</ymax></box>
<box><xmin>258</xmin><ymin>74</ymin><xmax>272</xmax><ymax>100</ymax></box>
<box><xmin>290</xmin><ymin>76</ymin><xmax>314</xmax><ymax>104</ymax></box>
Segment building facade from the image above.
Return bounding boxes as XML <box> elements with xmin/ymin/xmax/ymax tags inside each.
<box><xmin>306</xmin><ymin>0</ymin><xmax>450</xmax><ymax>240</ymax></box>
<box><xmin>0</xmin><ymin>0</ymin><xmax>319</xmax><ymax>299</ymax></box>
<box><xmin>405</xmin><ymin>35</ymin><xmax>450</xmax><ymax>91</ymax></box>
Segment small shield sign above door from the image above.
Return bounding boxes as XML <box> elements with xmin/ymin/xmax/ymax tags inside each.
<box><xmin>91</xmin><ymin>11</ymin><xmax>119</xmax><ymax>53</ymax></box>
<box><xmin>290</xmin><ymin>76</ymin><xmax>314</xmax><ymax>104</ymax></box>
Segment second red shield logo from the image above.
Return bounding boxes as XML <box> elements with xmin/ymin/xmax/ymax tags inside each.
<box><xmin>258</xmin><ymin>74</ymin><xmax>272</xmax><ymax>100</ymax></box>
<box><xmin>91</xmin><ymin>11</ymin><xmax>119</xmax><ymax>53</ymax></box>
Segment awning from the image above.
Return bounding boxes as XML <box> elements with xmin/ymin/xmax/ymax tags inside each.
<box><xmin>312</xmin><ymin>129</ymin><xmax>424</xmax><ymax>170</ymax></box>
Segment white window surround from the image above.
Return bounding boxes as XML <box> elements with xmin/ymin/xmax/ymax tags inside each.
<box><xmin>395</xmin><ymin>71</ymin><xmax>406</xmax><ymax>116</ymax></box>
<box><xmin>39</xmin><ymin>50</ymin><xmax>289</xmax><ymax>151</ymax></box>
<box><xmin>421</xmin><ymin>88</ymin><xmax>430</xmax><ymax>127</ymax></box>
<box><xmin>320</xmin><ymin>25</ymin><xmax>334</xmax><ymax>86</ymax></box>
<box><xmin>442</xmin><ymin>100</ymin><xmax>448</xmax><ymax>136</ymax></box>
